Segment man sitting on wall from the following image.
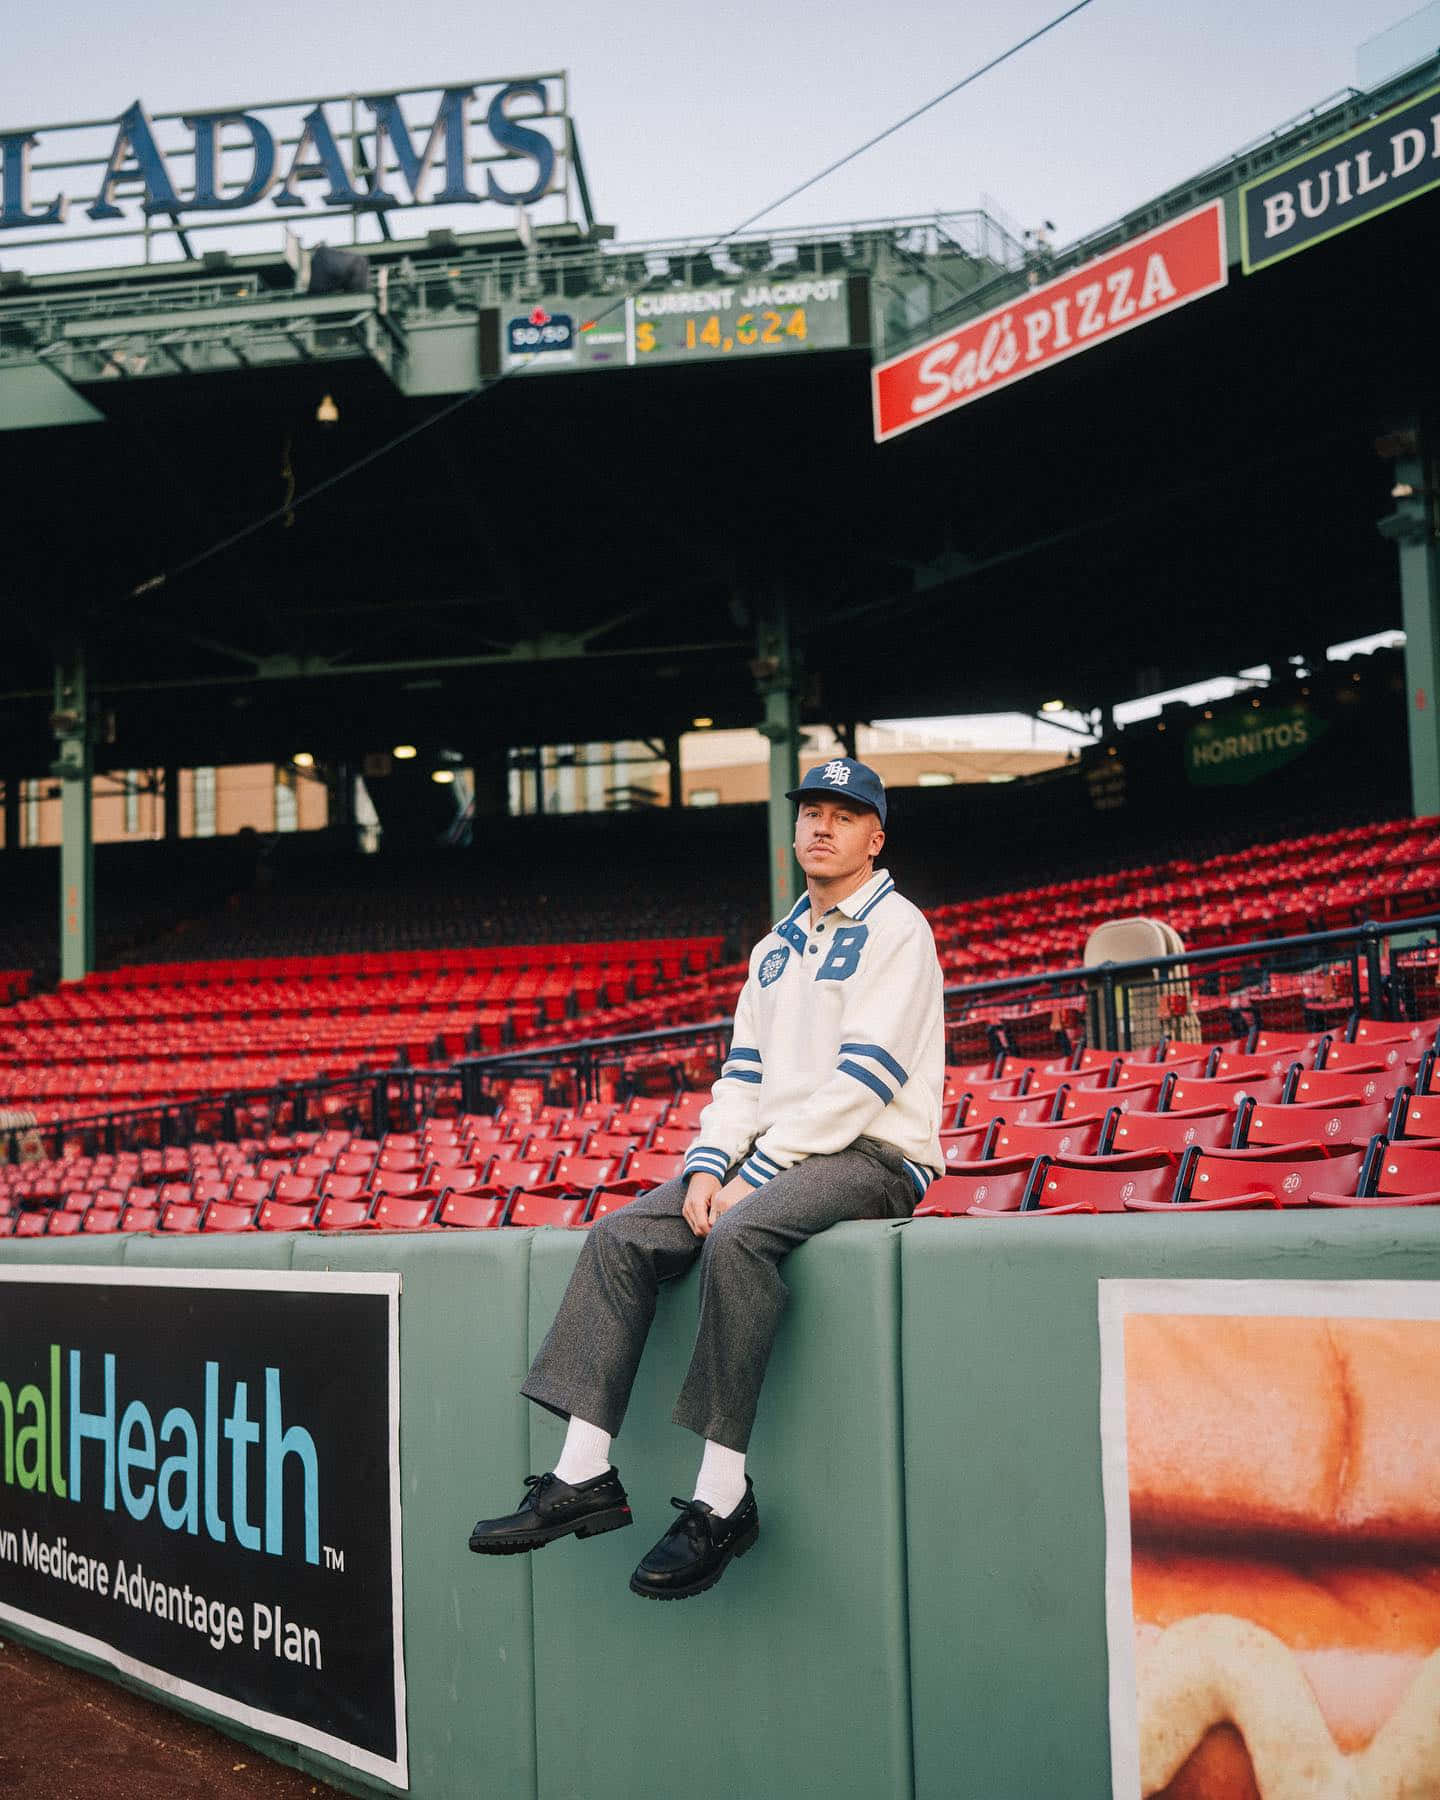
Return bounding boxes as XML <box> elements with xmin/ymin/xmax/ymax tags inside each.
<box><xmin>467</xmin><ymin>758</ymin><xmax>944</xmax><ymax>1599</ymax></box>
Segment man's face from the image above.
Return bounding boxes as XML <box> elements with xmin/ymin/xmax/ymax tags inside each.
<box><xmin>793</xmin><ymin>797</ymin><xmax>885</xmax><ymax>885</ymax></box>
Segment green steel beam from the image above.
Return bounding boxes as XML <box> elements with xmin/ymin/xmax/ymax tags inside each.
<box><xmin>1379</xmin><ymin>444</ymin><xmax>1440</xmax><ymax>817</ymax></box>
<box><xmin>53</xmin><ymin>652</ymin><xmax>94</xmax><ymax>982</ymax></box>
<box><xmin>755</xmin><ymin>595</ymin><xmax>802</xmax><ymax>920</ymax></box>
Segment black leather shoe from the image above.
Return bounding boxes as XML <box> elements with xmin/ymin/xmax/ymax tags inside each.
<box><xmin>468</xmin><ymin>1468</ymin><xmax>632</xmax><ymax>1555</ymax></box>
<box><xmin>629</xmin><ymin>1479</ymin><xmax>759</xmax><ymax>1600</ymax></box>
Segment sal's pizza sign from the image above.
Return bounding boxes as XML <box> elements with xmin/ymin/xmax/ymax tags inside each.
<box><xmin>871</xmin><ymin>202</ymin><xmax>1227</xmax><ymax>444</ymax></box>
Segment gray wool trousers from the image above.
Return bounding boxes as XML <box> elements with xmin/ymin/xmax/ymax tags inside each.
<box><xmin>520</xmin><ymin>1137</ymin><xmax>916</xmax><ymax>1453</ymax></box>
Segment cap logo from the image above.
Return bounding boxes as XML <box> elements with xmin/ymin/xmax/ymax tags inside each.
<box><xmin>822</xmin><ymin>760</ymin><xmax>851</xmax><ymax>786</ymax></box>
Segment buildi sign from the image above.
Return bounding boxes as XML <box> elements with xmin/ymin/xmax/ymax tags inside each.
<box><xmin>1241</xmin><ymin>81</ymin><xmax>1440</xmax><ymax>272</ymax></box>
<box><xmin>1185</xmin><ymin>702</ymin><xmax>1327</xmax><ymax>786</ymax></box>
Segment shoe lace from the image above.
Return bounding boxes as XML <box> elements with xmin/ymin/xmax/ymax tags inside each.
<box><xmin>522</xmin><ymin>1473</ymin><xmax>555</xmax><ymax>1508</ymax></box>
<box><xmin>667</xmin><ymin>1496</ymin><xmax>714</xmax><ymax>1547</ymax></box>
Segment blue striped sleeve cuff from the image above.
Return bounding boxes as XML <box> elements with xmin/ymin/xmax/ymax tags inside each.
<box><xmin>902</xmin><ymin>1158</ymin><xmax>935</xmax><ymax>1198</ymax></box>
<box><xmin>683</xmin><ymin>1145</ymin><xmax>731</xmax><ymax>1181</ymax></box>
<box><xmin>739</xmin><ymin>1145</ymin><xmax>783</xmax><ymax>1188</ymax></box>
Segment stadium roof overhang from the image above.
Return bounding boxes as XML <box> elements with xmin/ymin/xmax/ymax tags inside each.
<box><xmin>1</xmin><ymin>68</ymin><xmax>1436</xmax><ymax>777</ymax></box>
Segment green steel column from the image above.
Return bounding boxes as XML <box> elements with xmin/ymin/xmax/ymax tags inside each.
<box><xmin>52</xmin><ymin>653</ymin><xmax>94</xmax><ymax>982</ymax></box>
<box><xmin>163</xmin><ymin>764</ymin><xmax>181</xmax><ymax>840</ymax></box>
<box><xmin>1381</xmin><ymin>445</ymin><xmax>1440</xmax><ymax>817</ymax></box>
<box><xmin>755</xmin><ymin>596</ymin><xmax>802</xmax><ymax>920</ymax></box>
<box><xmin>665</xmin><ymin>734</ymin><xmax>683</xmax><ymax>808</ymax></box>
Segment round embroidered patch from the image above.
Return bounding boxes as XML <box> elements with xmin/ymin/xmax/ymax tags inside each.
<box><xmin>759</xmin><ymin>947</ymin><xmax>790</xmax><ymax>987</ymax></box>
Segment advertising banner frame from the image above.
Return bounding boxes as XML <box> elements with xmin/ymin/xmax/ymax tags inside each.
<box><xmin>1239</xmin><ymin>79</ymin><xmax>1440</xmax><ymax>274</ymax></box>
<box><xmin>870</xmin><ymin>201</ymin><xmax>1228</xmax><ymax>444</ymax></box>
<box><xmin>0</xmin><ymin>1265</ymin><xmax>407</xmax><ymax>1790</ymax></box>
<box><xmin>1100</xmin><ymin>1276</ymin><xmax>1440</xmax><ymax>1800</ymax></box>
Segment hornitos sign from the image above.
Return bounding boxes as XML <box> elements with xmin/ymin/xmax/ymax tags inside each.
<box><xmin>0</xmin><ymin>78</ymin><xmax>569</xmax><ymax>246</ymax></box>
<box><xmin>1185</xmin><ymin>701</ymin><xmax>1327</xmax><ymax>786</ymax></box>
<box><xmin>1241</xmin><ymin>80</ymin><xmax>1440</xmax><ymax>273</ymax></box>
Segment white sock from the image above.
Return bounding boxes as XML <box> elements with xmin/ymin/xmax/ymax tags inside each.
<box><xmin>553</xmin><ymin>1414</ymin><xmax>612</xmax><ymax>1486</ymax></box>
<box><xmin>692</xmin><ymin>1439</ymin><xmax>747</xmax><ymax>1518</ymax></box>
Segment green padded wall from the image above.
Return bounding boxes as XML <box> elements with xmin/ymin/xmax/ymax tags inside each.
<box><xmin>523</xmin><ymin>1221</ymin><xmax>912</xmax><ymax>1800</ymax></box>
<box><xmin>0</xmin><ymin>1235</ymin><xmax>128</xmax><ymax>1268</ymax></box>
<box><xmin>292</xmin><ymin>1231</ymin><xmax>537</xmax><ymax>1800</ymax></box>
<box><xmin>899</xmin><ymin>1212</ymin><xmax>1440</xmax><ymax>1800</ymax></box>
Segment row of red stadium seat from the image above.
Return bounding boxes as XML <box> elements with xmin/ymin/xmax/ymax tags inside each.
<box><xmin>914</xmin><ymin>1130</ymin><xmax>1440</xmax><ymax>1217</ymax></box>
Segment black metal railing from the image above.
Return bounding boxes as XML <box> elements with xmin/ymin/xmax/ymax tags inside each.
<box><xmin>8</xmin><ymin>914</ymin><xmax>1440</xmax><ymax>1163</ymax></box>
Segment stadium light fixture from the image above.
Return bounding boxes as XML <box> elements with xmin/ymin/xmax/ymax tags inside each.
<box><xmin>392</xmin><ymin>744</ymin><xmax>418</xmax><ymax>760</ymax></box>
<box><xmin>316</xmin><ymin>393</ymin><xmax>339</xmax><ymax>427</ymax></box>
<box><xmin>691</xmin><ymin>715</ymin><xmax>714</xmax><ymax>729</ymax></box>
<box><xmin>431</xmin><ymin>769</ymin><xmax>455</xmax><ymax>785</ymax></box>
<box><xmin>292</xmin><ymin>752</ymin><xmax>315</xmax><ymax>768</ymax></box>
<box><xmin>1039</xmin><ymin>698</ymin><xmax>1065</xmax><ymax>713</ymax></box>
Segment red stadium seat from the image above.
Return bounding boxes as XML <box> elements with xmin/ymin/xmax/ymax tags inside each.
<box><xmin>1106</xmin><ymin>1107</ymin><xmax>1230</xmax><ymax>1155</ymax></box>
<box><xmin>228</xmin><ymin>1175</ymin><xmax>272</xmax><ymax>1209</ymax></box>
<box><xmin>1324</xmin><ymin>1037</ymin><xmax>1423</xmax><ymax>1077</ymax></box>
<box><xmin>203</xmin><ymin>1200</ymin><xmax>258</xmax><ymax>1232</ymax></box>
<box><xmin>1030</xmin><ymin>1151</ymin><xmax>1175</xmax><ymax>1213</ymax></box>
<box><xmin>586</xmin><ymin>1130</ymin><xmax>650</xmax><ymax>1158</ymax></box>
<box><xmin>587</xmin><ymin>1190</ymin><xmax>638</xmax><ymax>1222</ymax></box>
<box><xmin>915</xmin><ymin>1156</ymin><xmax>1035</xmax><ymax>1217</ymax></box>
<box><xmin>1389</xmin><ymin>1091</ymin><xmax>1440</xmax><ymax>1140</ymax></box>
<box><xmin>317</xmin><ymin>1195</ymin><xmax>374</xmax><ymax>1229</ymax></box>
<box><xmin>532</xmin><ymin>1154</ymin><xmax>624</xmax><ymax>1195</ymax></box>
<box><xmin>257</xmin><ymin>1200</ymin><xmax>318</xmax><ymax>1231</ymax></box>
<box><xmin>1289</xmin><ymin>1065</ymin><xmax>1391</xmax><ymax>1105</ymax></box>
<box><xmin>118</xmin><ymin>1204</ymin><xmax>160</xmax><ymax>1231</ymax></box>
<box><xmin>367</xmin><ymin>1195</ymin><xmax>438</xmax><ymax>1229</ymax></box>
<box><xmin>48</xmin><ymin>1209</ymin><xmax>87</xmax><ymax>1235</ymax></box>
<box><xmin>1129</xmin><ymin>1143</ymin><xmax>1365</xmax><ymax>1210</ymax></box>
<box><xmin>81</xmin><ymin>1208</ymin><xmax>121</xmax><ymax>1234</ymax></box>
<box><xmin>159</xmin><ymin>1201</ymin><xmax>203</xmax><ymax>1232</ymax></box>
<box><xmin>1312</xmin><ymin>1139</ymin><xmax>1440</xmax><ymax>1207</ymax></box>
<box><xmin>506</xmin><ymin>1192</ymin><xmax>587</xmax><ymax>1228</ymax></box>
<box><xmin>988</xmin><ymin>1116</ymin><xmax>1107</xmax><ymax>1160</ymax></box>
<box><xmin>270</xmin><ymin>1173</ymin><xmax>317</xmax><ymax>1206</ymax></box>
<box><xmin>435</xmin><ymin>1190</ymin><xmax>506</xmax><ymax>1229</ymax></box>
<box><xmin>1240</xmin><ymin>1099</ymin><xmax>1390</xmax><ymax>1151</ymax></box>
<box><xmin>319</xmin><ymin>1171</ymin><xmax>369</xmax><ymax>1202</ymax></box>
<box><xmin>613</xmin><ymin>1150</ymin><xmax>679</xmax><ymax>1191</ymax></box>
<box><xmin>1167</xmin><ymin>1074</ymin><xmax>1283</xmax><ymax>1110</ymax></box>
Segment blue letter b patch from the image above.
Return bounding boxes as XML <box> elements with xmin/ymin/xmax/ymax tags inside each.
<box><xmin>816</xmin><ymin>924</ymin><xmax>868</xmax><ymax>982</ymax></box>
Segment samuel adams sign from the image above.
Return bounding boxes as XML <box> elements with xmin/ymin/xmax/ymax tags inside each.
<box><xmin>0</xmin><ymin>1268</ymin><xmax>405</xmax><ymax>1787</ymax></box>
<box><xmin>0</xmin><ymin>78</ymin><xmax>572</xmax><ymax>250</ymax></box>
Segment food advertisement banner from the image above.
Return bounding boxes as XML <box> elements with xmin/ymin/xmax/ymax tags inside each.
<box><xmin>1100</xmin><ymin>1279</ymin><xmax>1440</xmax><ymax>1800</ymax></box>
<box><xmin>871</xmin><ymin>202</ymin><xmax>1227</xmax><ymax>443</ymax></box>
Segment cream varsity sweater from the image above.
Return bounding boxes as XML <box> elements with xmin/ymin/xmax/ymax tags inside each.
<box><xmin>683</xmin><ymin>867</ymin><xmax>945</xmax><ymax>1199</ymax></box>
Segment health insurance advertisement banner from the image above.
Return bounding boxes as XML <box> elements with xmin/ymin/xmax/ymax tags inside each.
<box><xmin>1099</xmin><ymin>1278</ymin><xmax>1440</xmax><ymax>1800</ymax></box>
<box><xmin>0</xmin><ymin>1267</ymin><xmax>406</xmax><ymax>1788</ymax></box>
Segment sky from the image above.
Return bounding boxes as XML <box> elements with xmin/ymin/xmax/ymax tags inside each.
<box><xmin>1</xmin><ymin>0</ymin><xmax>1425</xmax><ymax>749</ymax></box>
<box><xmin>1</xmin><ymin>0</ymin><xmax>1422</xmax><ymax>251</ymax></box>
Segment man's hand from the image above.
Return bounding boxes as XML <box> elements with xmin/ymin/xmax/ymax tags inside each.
<box><xmin>682</xmin><ymin>1173</ymin><xmax>753</xmax><ymax>1238</ymax></box>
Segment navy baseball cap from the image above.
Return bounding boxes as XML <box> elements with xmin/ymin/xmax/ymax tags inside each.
<box><xmin>786</xmin><ymin>757</ymin><xmax>887</xmax><ymax>826</ymax></box>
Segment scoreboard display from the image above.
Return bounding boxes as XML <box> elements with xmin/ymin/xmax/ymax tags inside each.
<box><xmin>497</xmin><ymin>273</ymin><xmax>866</xmax><ymax>376</ymax></box>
